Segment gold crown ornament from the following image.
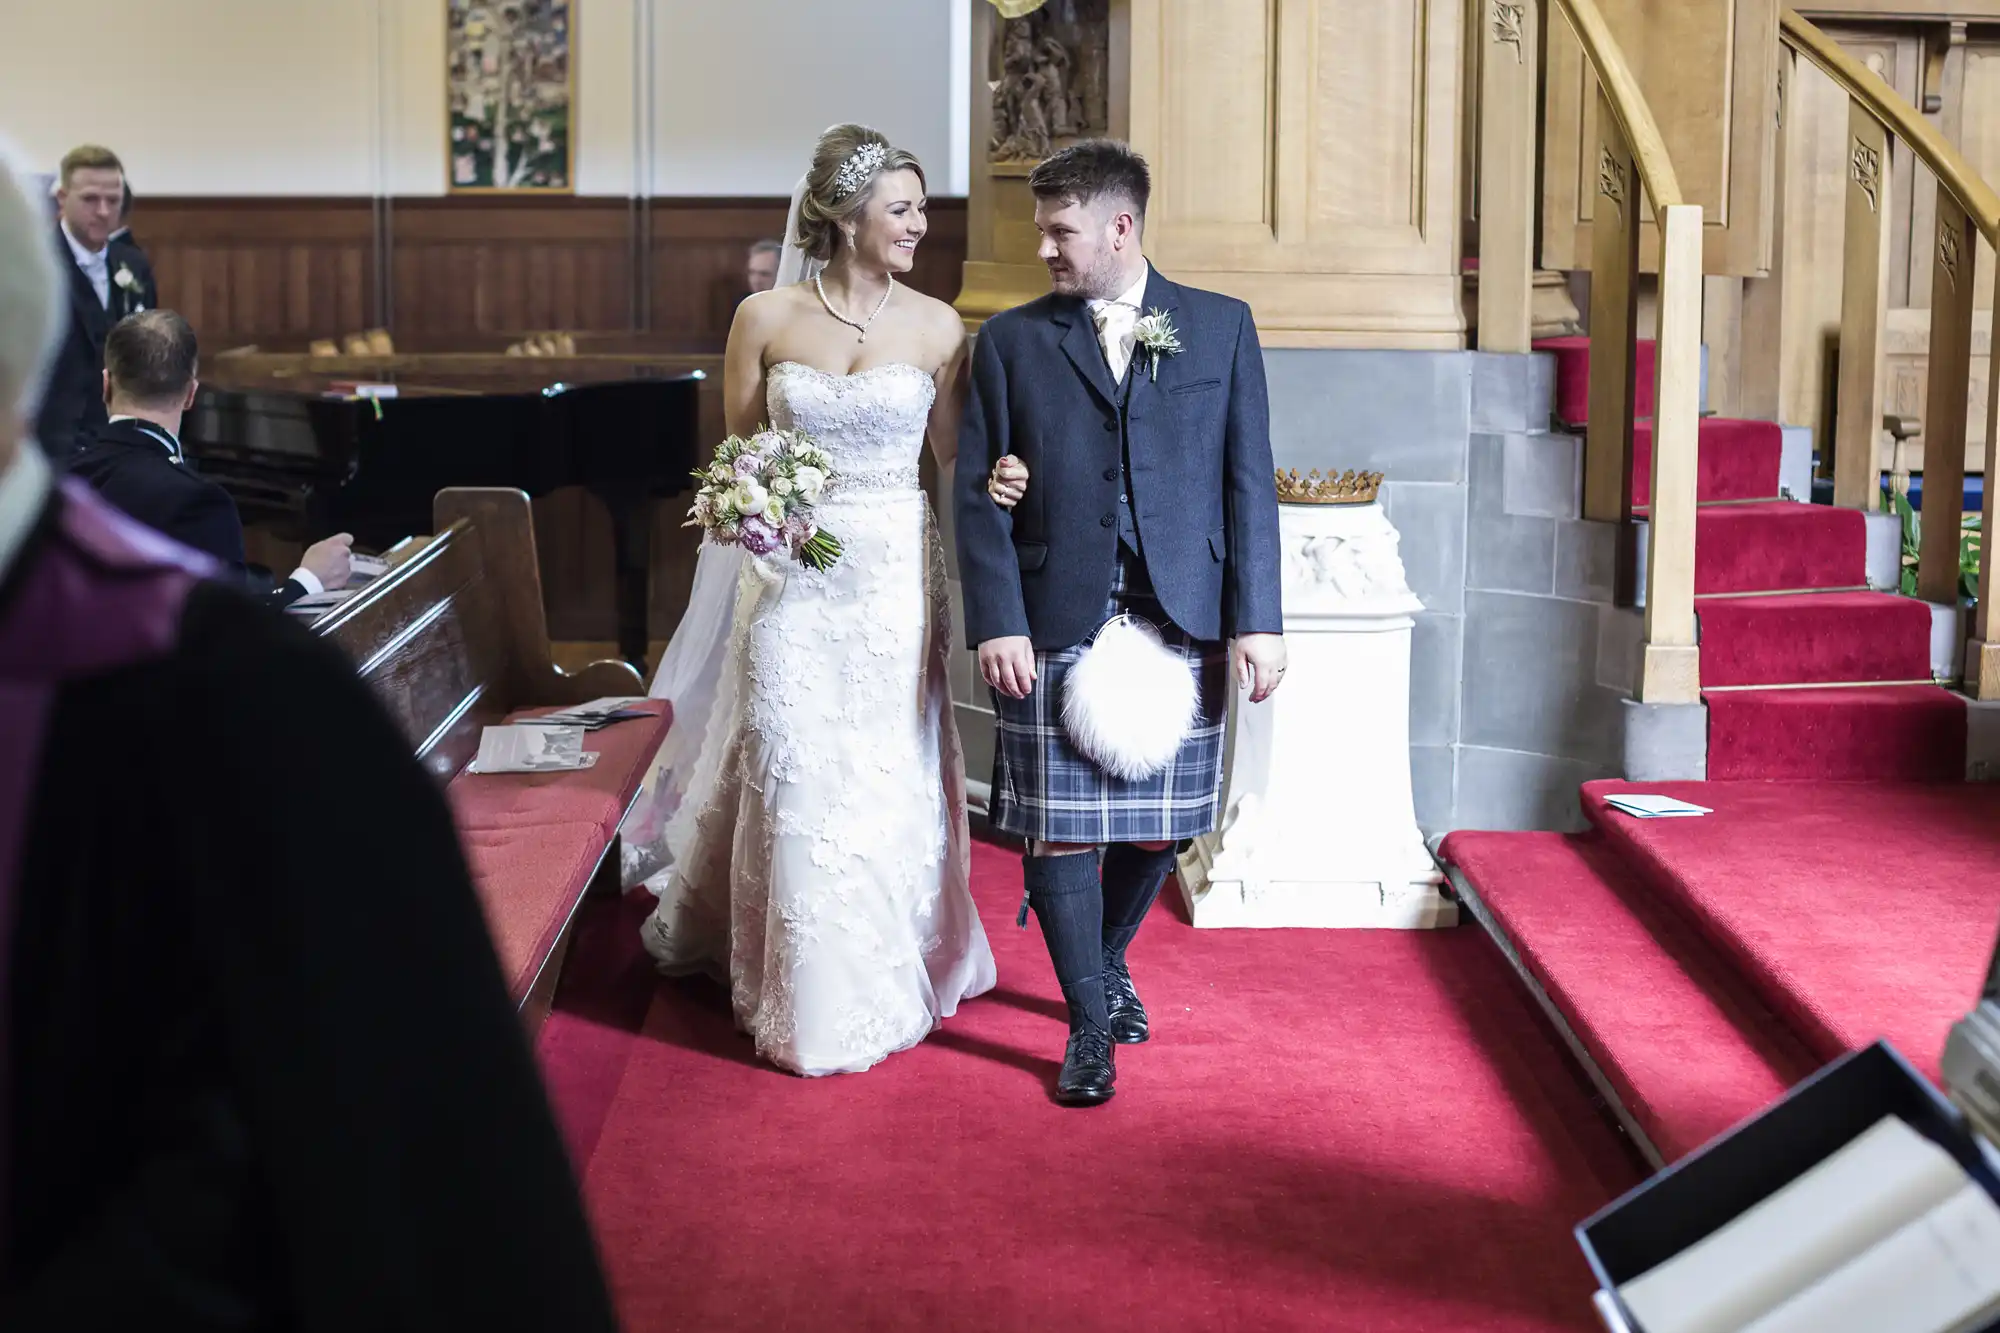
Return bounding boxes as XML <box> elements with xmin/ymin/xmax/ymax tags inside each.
<box><xmin>1274</xmin><ymin>468</ymin><xmax>1384</xmax><ymax>505</ymax></box>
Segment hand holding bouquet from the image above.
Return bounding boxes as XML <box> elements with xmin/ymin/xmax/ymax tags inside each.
<box><xmin>686</xmin><ymin>427</ymin><xmax>843</xmax><ymax>571</ymax></box>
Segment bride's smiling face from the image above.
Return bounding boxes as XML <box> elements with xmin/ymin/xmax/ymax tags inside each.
<box><xmin>847</xmin><ymin>168</ymin><xmax>927</xmax><ymax>274</ymax></box>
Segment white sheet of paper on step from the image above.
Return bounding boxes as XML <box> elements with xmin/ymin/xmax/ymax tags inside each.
<box><xmin>1603</xmin><ymin>794</ymin><xmax>1713</xmax><ymax>819</ymax></box>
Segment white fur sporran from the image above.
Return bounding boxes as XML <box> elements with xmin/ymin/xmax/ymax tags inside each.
<box><xmin>1061</xmin><ymin>615</ymin><xmax>1199</xmax><ymax>781</ymax></box>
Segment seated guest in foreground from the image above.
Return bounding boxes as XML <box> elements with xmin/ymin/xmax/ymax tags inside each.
<box><xmin>69</xmin><ymin>309</ymin><xmax>353</xmax><ymax>608</ymax></box>
<box><xmin>745</xmin><ymin>237</ymin><xmax>782</xmax><ymax>294</ymax></box>
<box><xmin>0</xmin><ymin>152</ymin><xmax>617</xmax><ymax>1328</ymax></box>
<box><xmin>37</xmin><ymin>144</ymin><xmax>155</xmax><ymax>462</ymax></box>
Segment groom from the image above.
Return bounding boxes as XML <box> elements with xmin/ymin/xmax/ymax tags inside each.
<box><xmin>956</xmin><ymin>140</ymin><xmax>1286</xmax><ymax>1106</ymax></box>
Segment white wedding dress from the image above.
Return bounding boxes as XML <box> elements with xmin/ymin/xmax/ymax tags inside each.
<box><xmin>632</xmin><ymin>360</ymin><xmax>996</xmax><ymax>1076</ymax></box>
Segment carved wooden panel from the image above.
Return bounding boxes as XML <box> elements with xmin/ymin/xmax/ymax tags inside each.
<box><xmin>1882</xmin><ymin>305</ymin><xmax>1991</xmax><ymax>474</ymax></box>
<box><xmin>1769</xmin><ymin>28</ymin><xmax>1919</xmax><ymax>441</ymax></box>
<box><xmin>1541</xmin><ymin>0</ymin><xmax>1782</xmax><ymax>276</ymax></box>
<box><xmin>1127</xmin><ymin>0</ymin><xmax>1465</xmax><ymax>348</ymax></box>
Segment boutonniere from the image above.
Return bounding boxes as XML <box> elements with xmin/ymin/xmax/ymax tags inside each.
<box><xmin>1132</xmin><ymin>308</ymin><xmax>1182</xmax><ymax>381</ymax></box>
<box><xmin>113</xmin><ymin>264</ymin><xmax>136</xmax><ymax>292</ymax></box>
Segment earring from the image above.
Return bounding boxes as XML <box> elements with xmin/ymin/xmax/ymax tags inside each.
<box><xmin>844</xmin><ymin>229</ymin><xmax>856</xmax><ymax>251</ymax></box>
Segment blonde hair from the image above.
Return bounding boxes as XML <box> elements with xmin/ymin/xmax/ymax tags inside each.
<box><xmin>0</xmin><ymin>146</ymin><xmax>63</xmax><ymax>423</ymax></box>
<box><xmin>60</xmin><ymin>143</ymin><xmax>124</xmax><ymax>186</ymax></box>
<box><xmin>794</xmin><ymin>124</ymin><xmax>924</xmax><ymax>264</ymax></box>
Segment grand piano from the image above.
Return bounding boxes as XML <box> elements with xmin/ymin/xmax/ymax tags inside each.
<box><xmin>183</xmin><ymin>356</ymin><xmax>705</xmax><ymax>667</ymax></box>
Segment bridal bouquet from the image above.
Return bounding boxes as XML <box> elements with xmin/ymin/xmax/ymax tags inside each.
<box><xmin>687</xmin><ymin>427</ymin><xmax>843</xmax><ymax>571</ymax></box>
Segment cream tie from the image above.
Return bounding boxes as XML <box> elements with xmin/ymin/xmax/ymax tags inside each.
<box><xmin>1091</xmin><ymin>302</ymin><xmax>1138</xmax><ymax>383</ymax></box>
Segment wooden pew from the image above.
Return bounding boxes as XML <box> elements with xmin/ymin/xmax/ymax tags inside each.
<box><xmin>308</xmin><ymin>486</ymin><xmax>672</xmax><ymax>1032</ymax></box>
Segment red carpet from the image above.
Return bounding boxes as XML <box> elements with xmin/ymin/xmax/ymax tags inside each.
<box><xmin>1534</xmin><ymin>336</ymin><xmax>1966</xmax><ymax>781</ymax></box>
<box><xmin>1537</xmin><ymin>336</ymin><xmax>1654</xmax><ymax>426</ymax></box>
<box><xmin>1581</xmin><ymin>781</ymin><xmax>2000</xmax><ymax>1081</ymax></box>
<box><xmin>1705</xmin><ymin>686</ymin><xmax>1968</xmax><ymax>781</ymax></box>
<box><xmin>536</xmin><ymin>842</ymin><xmax>1643</xmax><ymax>1331</ymax></box>
<box><xmin>1696</xmin><ymin>591</ymin><xmax>1932</xmax><ymax>687</ymax></box>
<box><xmin>1632</xmin><ymin>418</ymin><xmax>1783</xmax><ymax>508</ymax></box>
<box><xmin>1440</xmin><ymin>832</ymin><xmax>1819</xmax><ymax>1164</ymax></box>
<box><xmin>1689</xmin><ymin>503</ymin><xmax>1864</xmax><ymax>595</ymax></box>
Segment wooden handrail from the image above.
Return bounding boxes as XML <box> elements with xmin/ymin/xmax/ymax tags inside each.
<box><xmin>1551</xmin><ymin>0</ymin><xmax>1685</xmax><ymax>211</ymax></box>
<box><xmin>1780</xmin><ymin>9</ymin><xmax>2000</xmax><ymax>245</ymax></box>
<box><xmin>1474</xmin><ymin>0</ymin><xmax>1703</xmax><ymax>703</ymax></box>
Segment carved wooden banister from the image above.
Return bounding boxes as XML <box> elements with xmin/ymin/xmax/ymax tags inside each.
<box><xmin>1475</xmin><ymin>0</ymin><xmax>1704</xmax><ymax>704</ymax></box>
<box><xmin>1778</xmin><ymin>8</ymin><xmax>2000</xmax><ymax>697</ymax></box>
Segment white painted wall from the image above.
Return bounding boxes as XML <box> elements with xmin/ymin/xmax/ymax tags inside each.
<box><xmin>0</xmin><ymin>0</ymin><xmax>959</xmax><ymax>197</ymax></box>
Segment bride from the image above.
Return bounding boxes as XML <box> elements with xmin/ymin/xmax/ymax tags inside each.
<box><xmin>620</xmin><ymin>125</ymin><xmax>1023</xmax><ymax>1076</ymax></box>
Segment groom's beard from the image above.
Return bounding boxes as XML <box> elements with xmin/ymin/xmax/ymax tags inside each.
<box><xmin>1050</xmin><ymin>255</ymin><xmax>1130</xmax><ymax>301</ymax></box>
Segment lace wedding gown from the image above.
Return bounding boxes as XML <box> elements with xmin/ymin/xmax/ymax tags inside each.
<box><xmin>637</xmin><ymin>361</ymin><xmax>996</xmax><ymax>1076</ymax></box>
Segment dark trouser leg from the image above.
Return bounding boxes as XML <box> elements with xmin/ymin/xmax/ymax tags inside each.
<box><xmin>1099</xmin><ymin>843</ymin><xmax>1179</xmax><ymax>1044</ymax></box>
<box><xmin>1023</xmin><ymin>850</ymin><xmax>1115</xmax><ymax>1105</ymax></box>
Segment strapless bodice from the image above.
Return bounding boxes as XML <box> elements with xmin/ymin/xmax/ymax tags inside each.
<box><xmin>766</xmin><ymin>361</ymin><xmax>935</xmax><ymax>495</ymax></box>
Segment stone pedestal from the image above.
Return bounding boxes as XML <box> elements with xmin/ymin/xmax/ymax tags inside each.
<box><xmin>1178</xmin><ymin>500</ymin><xmax>1455</xmax><ymax>929</ymax></box>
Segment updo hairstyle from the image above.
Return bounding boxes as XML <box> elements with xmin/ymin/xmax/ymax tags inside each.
<box><xmin>793</xmin><ymin>123</ymin><xmax>926</xmax><ymax>264</ymax></box>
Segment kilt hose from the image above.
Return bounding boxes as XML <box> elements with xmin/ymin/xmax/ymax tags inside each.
<box><xmin>989</xmin><ymin>549</ymin><xmax>1229</xmax><ymax>846</ymax></box>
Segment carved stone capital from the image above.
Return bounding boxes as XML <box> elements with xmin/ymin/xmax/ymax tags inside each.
<box><xmin>1278</xmin><ymin>501</ymin><xmax>1423</xmax><ymax>618</ymax></box>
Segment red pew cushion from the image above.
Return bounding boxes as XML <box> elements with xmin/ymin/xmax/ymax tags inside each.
<box><xmin>458</xmin><ymin>820</ymin><xmax>604</xmax><ymax>1000</ymax></box>
<box><xmin>447</xmin><ymin>701</ymin><xmax>671</xmax><ymax>840</ymax></box>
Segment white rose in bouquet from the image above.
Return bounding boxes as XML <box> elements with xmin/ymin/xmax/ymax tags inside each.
<box><xmin>688</xmin><ymin>427</ymin><xmax>844</xmax><ymax>571</ymax></box>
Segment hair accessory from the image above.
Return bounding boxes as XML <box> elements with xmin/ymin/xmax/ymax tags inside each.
<box><xmin>830</xmin><ymin>142</ymin><xmax>888</xmax><ymax>201</ymax></box>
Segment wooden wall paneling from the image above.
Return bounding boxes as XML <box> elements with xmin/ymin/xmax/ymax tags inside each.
<box><xmin>1882</xmin><ymin>305</ymin><xmax>1990</xmax><ymax>472</ymax></box>
<box><xmin>646</xmin><ymin>199</ymin><xmax>968</xmax><ymax>353</ymax></box>
<box><xmin>390</xmin><ymin>197</ymin><xmax>636</xmax><ymax>336</ymax></box>
<box><xmin>136</xmin><ymin>199</ymin><xmax>376</xmax><ymax>350</ymax></box>
<box><xmin>1125</xmin><ymin>0</ymin><xmax>1467</xmax><ymax>349</ymax></box>
<box><xmin>140</xmin><ymin>196</ymin><xmax>970</xmax><ymax>356</ymax></box>
<box><xmin>1541</xmin><ymin>0</ymin><xmax>1782</xmax><ymax>276</ymax></box>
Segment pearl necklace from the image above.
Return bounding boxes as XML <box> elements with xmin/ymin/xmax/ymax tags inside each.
<box><xmin>814</xmin><ymin>272</ymin><xmax>894</xmax><ymax>344</ymax></box>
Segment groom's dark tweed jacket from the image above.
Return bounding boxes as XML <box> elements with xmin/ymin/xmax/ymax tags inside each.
<box><xmin>955</xmin><ymin>266</ymin><xmax>1283</xmax><ymax>651</ymax></box>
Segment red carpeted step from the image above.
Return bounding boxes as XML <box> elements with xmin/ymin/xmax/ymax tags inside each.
<box><xmin>1689</xmin><ymin>503</ymin><xmax>1866</xmax><ymax>595</ymax></box>
<box><xmin>1706</xmin><ymin>685</ymin><xmax>1968</xmax><ymax>781</ymax></box>
<box><xmin>1441</xmin><ymin>831</ymin><xmax>1817</xmax><ymax>1164</ymax></box>
<box><xmin>540</xmin><ymin>841</ymin><xmax>1646</xmax><ymax>1331</ymax></box>
<box><xmin>1697</xmin><ymin>591</ymin><xmax>1932</xmax><ymax>687</ymax></box>
<box><xmin>1632</xmin><ymin>418</ymin><xmax>1784</xmax><ymax>508</ymax></box>
<box><xmin>1582</xmin><ymin>780</ymin><xmax>2000</xmax><ymax>1081</ymax></box>
<box><xmin>1537</xmin><ymin>335</ymin><xmax>1656</xmax><ymax>426</ymax></box>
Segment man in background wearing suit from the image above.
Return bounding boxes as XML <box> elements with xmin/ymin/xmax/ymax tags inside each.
<box><xmin>745</xmin><ymin>238</ymin><xmax>782</xmax><ymax>295</ymax></box>
<box><xmin>68</xmin><ymin>310</ymin><xmax>353</xmax><ymax>608</ymax></box>
<box><xmin>37</xmin><ymin>144</ymin><xmax>155</xmax><ymax>462</ymax></box>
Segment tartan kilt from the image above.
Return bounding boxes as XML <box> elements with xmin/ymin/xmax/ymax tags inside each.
<box><xmin>989</xmin><ymin>551</ymin><xmax>1229</xmax><ymax>845</ymax></box>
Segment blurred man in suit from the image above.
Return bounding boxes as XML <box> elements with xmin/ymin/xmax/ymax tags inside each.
<box><xmin>745</xmin><ymin>238</ymin><xmax>782</xmax><ymax>294</ymax></box>
<box><xmin>37</xmin><ymin>145</ymin><xmax>156</xmax><ymax>462</ymax></box>
<box><xmin>0</xmin><ymin>146</ymin><xmax>619</xmax><ymax>1329</ymax></box>
<box><xmin>68</xmin><ymin>310</ymin><xmax>354</xmax><ymax>609</ymax></box>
